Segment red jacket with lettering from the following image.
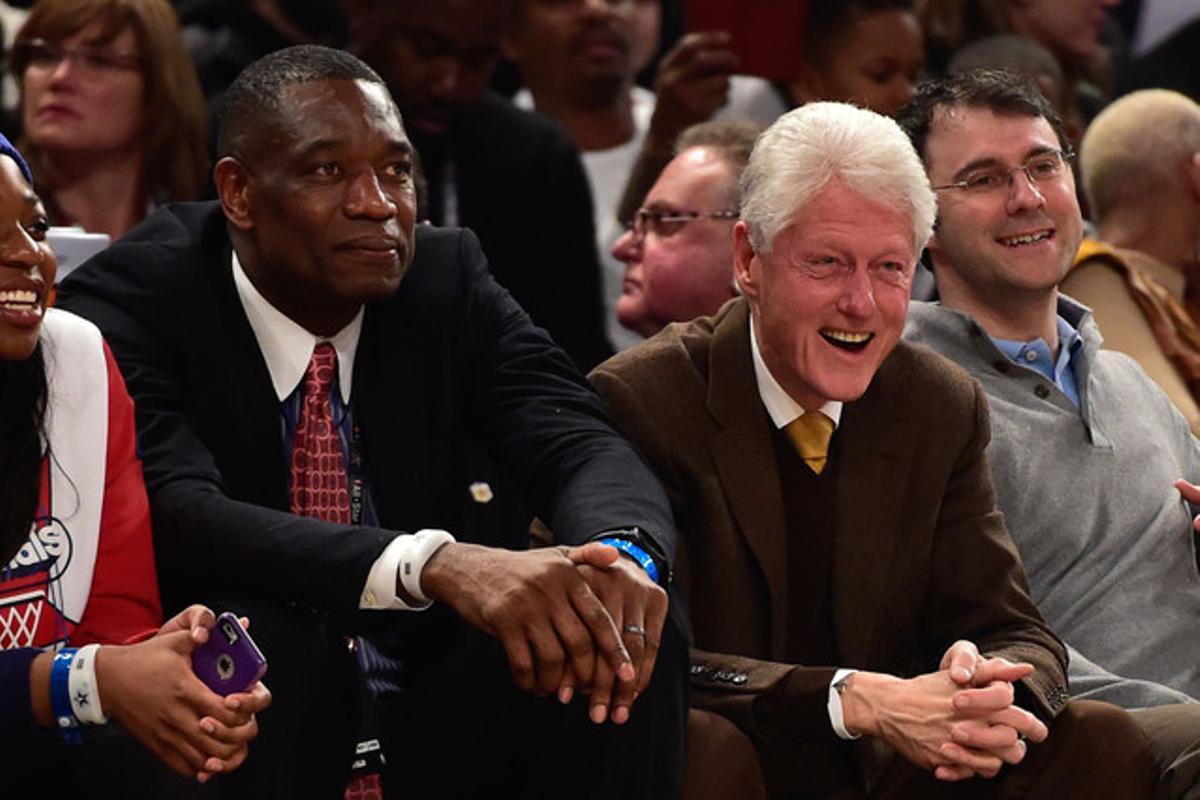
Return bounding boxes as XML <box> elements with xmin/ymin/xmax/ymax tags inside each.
<box><xmin>0</xmin><ymin>309</ymin><xmax>161</xmax><ymax>650</ymax></box>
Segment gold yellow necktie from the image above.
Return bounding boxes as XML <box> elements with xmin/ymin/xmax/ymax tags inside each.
<box><xmin>785</xmin><ymin>412</ymin><xmax>835</xmax><ymax>474</ymax></box>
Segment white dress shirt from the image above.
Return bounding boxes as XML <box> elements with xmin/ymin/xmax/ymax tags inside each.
<box><xmin>748</xmin><ymin>314</ymin><xmax>858</xmax><ymax>739</ymax></box>
<box><xmin>232</xmin><ymin>253</ymin><xmax>439</xmax><ymax>611</ymax></box>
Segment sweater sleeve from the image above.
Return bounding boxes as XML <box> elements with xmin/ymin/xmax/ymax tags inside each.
<box><xmin>70</xmin><ymin>343</ymin><xmax>163</xmax><ymax>645</ymax></box>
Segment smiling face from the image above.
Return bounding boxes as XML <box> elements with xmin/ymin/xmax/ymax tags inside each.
<box><xmin>0</xmin><ymin>156</ymin><xmax>55</xmax><ymax>362</ymax></box>
<box><xmin>613</xmin><ymin>146</ymin><xmax>738</xmax><ymax>336</ymax></box>
<box><xmin>734</xmin><ymin>178</ymin><xmax>916</xmax><ymax>410</ymax></box>
<box><xmin>218</xmin><ymin>78</ymin><xmax>417</xmax><ymax>336</ymax></box>
<box><xmin>923</xmin><ymin>105</ymin><xmax>1082</xmax><ymax>313</ymax></box>
<box><xmin>20</xmin><ymin>22</ymin><xmax>145</xmax><ymax>158</ymax></box>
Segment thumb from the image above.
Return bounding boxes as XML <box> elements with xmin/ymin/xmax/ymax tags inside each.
<box><xmin>566</xmin><ymin>541</ymin><xmax>622</xmax><ymax>569</ymax></box>
<box><xmin>942</xmin><ymin>640</ymin><xmax>979</xmax><ymax>685</ymax></box>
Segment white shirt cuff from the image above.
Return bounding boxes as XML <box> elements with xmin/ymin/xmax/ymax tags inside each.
<box><xmin>827</xmin><ymin>668</ymin><xmax>861</xmax><ymax>740</ymax></box>
<box><xmin>359</xmin><ymin>530</ymin><xmax>455</xmax><ymax>610</ymax></box>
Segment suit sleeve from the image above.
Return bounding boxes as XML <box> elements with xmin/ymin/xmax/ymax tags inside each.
<box><xmin>56</xmin><ymin>232</ymin><xmax>397</xmax><ymax>618</ymax></box>
<box><xmin>70</xmin><ymin>343</ymin><xmax>163</xmax><ymax>645</ymax></box>
<box><xmin>591</xmin><ymin>363</ymin><xmax>843</xmax><ymax>746</ymax></box>
<box><xmin>459</xmin><ymin>230</ymin><xmax>676</xmax><ymax>566</ymax></box>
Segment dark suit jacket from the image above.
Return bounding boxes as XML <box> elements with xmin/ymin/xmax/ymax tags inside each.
<box><xmin>591</xmin><ymin>299</ymin><xmax>1068</xmax><ymax>783</ymax></box>
<box><xmin>56</xmin><ymin>202</ymin><xmax>674</xmax><ymax>640</ymax></box>
<box><xmin>415</xmin><ymin>92</ymin><xmax>613</xmax><ymax>371</ymax></box>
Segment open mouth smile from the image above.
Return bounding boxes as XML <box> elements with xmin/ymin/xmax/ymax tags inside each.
<box><xmin>821</xmin><ymin>329</ymin><xmax>873</xmax><ymax>352</ymax></box>
<box><xmin>998</xmin><ymin>230</ymin><xmax>1053</xmax><ymax>247</ymax></box>
<box><xmin>0</xmin><ymin>289</ymin><xmax>40</xmax><ymax>312</ymax></box>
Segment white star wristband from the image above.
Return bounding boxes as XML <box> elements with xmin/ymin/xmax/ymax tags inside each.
<box><xmin>68</xmin><ymin>643</ymin><xmax>108</xmax><ymax>725</ymax></box>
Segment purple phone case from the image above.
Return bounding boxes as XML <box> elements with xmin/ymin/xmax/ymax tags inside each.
<box><xmin>192</xmin><ymin>612</ymin><xmax>268</xmax><ymax>696</ymax></box>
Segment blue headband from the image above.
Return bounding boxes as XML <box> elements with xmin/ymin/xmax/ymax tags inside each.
<box><xmin>0</xmin><ymin>132</ymin><xmax>33</xmax><ymax>185</ymax></box>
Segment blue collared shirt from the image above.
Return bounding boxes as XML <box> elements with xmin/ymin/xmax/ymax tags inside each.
<box><xmin>992</xmin><ymin>315</ymin><xmax>1083</xmax><ymax>406</ymax></box>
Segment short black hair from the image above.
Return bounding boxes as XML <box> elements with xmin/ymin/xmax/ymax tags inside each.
<box><xmin>217</xmin><ymin>45</ymin><xmax>392</xmax><ymax>160</ymax></box>
<box><xmin>805</xmin><ymin>0</ymin><xmax>914</xmax><ymax>56</ymax></box>
<box><xmin>897</xmin><ymin>69</ymin><xmax>1069</xmax><ymax>163</ymax></box>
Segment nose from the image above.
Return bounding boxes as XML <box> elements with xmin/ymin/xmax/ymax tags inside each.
<box><xmin>1005</xmin><ymin>167</ymin><xmax>1046</xmax><ymax>214</ymax></box>
<box><xmin>612</xmin><ymin>227</ymin><xmax>641</xmax><ymax>263</ymax></box>
<box><xmin>428</xmin><ymin>56</ymin><xmax>461</xmax><ymax>101</ymax></box>
<box><xmin>47</xmin><ymin>53</ymin><xmax>77</xmax><ymax>86</ymax></box>
<box><xmin>0</xmin><ymin>226</ymin><xmax>44</xmax><ymax>272</ymax></box>
<box><xmin>345</xmin><ymin>169</ymin><xmax>397</xmax><ymax>220</ymax></box>
<box><xmin>888</xmin><ymin>80</ymin><xmax>915</xmax><ymax>117</ymax></box>
<box><xmin>582</xmin><ymin>0</ymin><xmax>619</xmax><ymax>18</ymax></box>
<box><xmin>836</xmin><ymin>264</ymin><xmax>876</xmax><ymax>318</ymax></box>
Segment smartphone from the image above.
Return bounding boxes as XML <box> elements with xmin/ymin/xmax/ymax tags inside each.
<box><xmin>192</xmin><ymin>612</ymin><xmax>268</xmax><ymax>696</ymax></box>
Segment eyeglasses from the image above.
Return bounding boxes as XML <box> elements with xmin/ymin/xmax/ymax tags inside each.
<box><xmin>10</xmin><ymin>38</ymin><xmax>142</xmax><ymax>77</ymax></box>
<box><xmin>622</xmin><ymin>208</ymin><xmax>739</xmax><ymax>244</ymax></box>
<box><xmin>931</xmin><ymin>149</ymin><xmax>1074</xmax><ymax>195</ymax></box>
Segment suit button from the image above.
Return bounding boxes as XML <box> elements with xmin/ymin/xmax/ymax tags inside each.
<box><xmin>1035</xmin><ymin>384</ymin><xmax>1050</xmax><ymax>399</ymax></box>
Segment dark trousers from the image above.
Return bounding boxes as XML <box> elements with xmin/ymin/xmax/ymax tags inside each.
<box><xmin>211</xmin><ymin>596</ymin><xmax>688</xmax><ymax>800</ymax></box>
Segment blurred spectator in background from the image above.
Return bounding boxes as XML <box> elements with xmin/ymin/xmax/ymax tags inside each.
<box><xmin>506</xmin><ymin>0</ymin><xmax>667</xmax><ymax>351</ymax></box>
<box><xmin>9</xmin><ymin>0</ymin><xmax>207</xmax><ymax>239</ymax></box>
<box><xmin>1065</xmin><ymin>89</ymin><xmax>1200</xmax><ymax>435</ymax></box>
<box><xmin>350</xmin><ymin>0</ymin><xmax>613</xmax><ymax>371</ymax></box>
<box><xmin>948</xmin><ymin>35</ymin><xmax>1068</xmax><ymax>126</ymax></box>
<box><xmin>177</xmin><ymin>0</ymin><xmax>345</xmax><ymax>116</ymax></box>
<box><xmin>787</xmin><ymin>0</ymin><xmax>923</xmax><ymax>118</ymax></box>
<box><xmin>615</xmin><ymin>0</ymin><xmax>921</xmax><ymax>278</ymax></box>
<box><xmin>919</xmin><ymin>0</ymin><xmax>1121</xmax><ymax>133</ymax></box>
<box><xmin>612</xmin><ymin>119</ymin><xmax>756</xmax><ymax>338</ymax></box>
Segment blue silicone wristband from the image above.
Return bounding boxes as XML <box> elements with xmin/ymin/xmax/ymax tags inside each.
<box><xmin>51</xmin><ymin>648</ymin><xmax>81</xmax><ymax>745</ymax></box>
<box><xmin>598</xmin><ymin>537</ymin><xmax>660</xmax><ymax>585</ymax></box>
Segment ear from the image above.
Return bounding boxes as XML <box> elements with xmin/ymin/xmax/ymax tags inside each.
<box><xmin>732</xmin><ymin>221</ymin><xmax>760</xmax><ymax>299</ymax></box>
<box><xmin>1187</xmin><ymin>151</ymin><xmax>1200</xmax><ymax>205</ymax></box>
<box><xmin>214</xmin><ymin>157</ymin><xmax>254</xmax><ymax>232</ymax></box>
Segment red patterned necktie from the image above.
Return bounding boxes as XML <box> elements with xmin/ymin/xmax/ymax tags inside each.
<box><xmin>289</xmin><ymin>342</ymin><xmax>351</xmax><ymax>524</ymax></box>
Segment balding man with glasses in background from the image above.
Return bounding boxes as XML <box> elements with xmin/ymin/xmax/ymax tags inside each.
<box><xmin>902</xmin><ymin>69</ymin><xmax>1200</xmax><ymax>798</ymax></box>
<box><xmin>609</xmin><ymin>120</ymin><xmax>758</xmax><ymax>339</ymax></box>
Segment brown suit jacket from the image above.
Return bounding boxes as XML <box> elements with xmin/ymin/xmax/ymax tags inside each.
<box><xmin>591</xmin><ymin>299</ymin><xmax>1068</xmax><ymax>787</ymax></box>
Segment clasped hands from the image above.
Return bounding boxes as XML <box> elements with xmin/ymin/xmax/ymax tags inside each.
<box><xmin>97</xmin><ymin>605</ymin><xmax>271</xmax><ymax>782</ymax></box>
<box><xmin>839</xmin><ymin>640</ymin><xmax>1048</xmax><ymax>782</ymax></box>
<box><xmin>421</xmin><ymin>541</ymin><xmax>667</xmax><ymax>725</ymax></box>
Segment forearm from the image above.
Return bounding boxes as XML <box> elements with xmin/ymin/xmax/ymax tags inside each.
<box><xmin>27</xmin><ymin>650</ymin><xmax>53</xmax><ymax>728</ymax></box>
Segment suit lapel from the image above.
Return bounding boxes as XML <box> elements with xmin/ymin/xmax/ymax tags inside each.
<box><xmin>210</xmin><ymin>248</ymin><xmax>292</xmax><ymax>509</ymax></box>
<box><xmin>706</xmin><ymin>301</ymin><xmax>791</xmax><ymax>658</ymax></box>
<box><xmin>831</xmin><ymin>365</ymin><xmax>910</xmax><ymax>666</ymax></box>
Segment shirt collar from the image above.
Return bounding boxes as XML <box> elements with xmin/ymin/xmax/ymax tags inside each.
<box><xmin>231</xmin><ymin>251</ymin><xmax>362</xmax><ymax>404</ymax></box>
<box><xmin>748</xmin><ymin>312</ymin><xmax>843</xmax><ymax>429</ymax></box>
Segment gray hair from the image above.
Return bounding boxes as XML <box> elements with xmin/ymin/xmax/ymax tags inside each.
<box><xmin>739</xmin><ymin>102</ymin><xmax>936</xmax><ymax>255</ymax></box>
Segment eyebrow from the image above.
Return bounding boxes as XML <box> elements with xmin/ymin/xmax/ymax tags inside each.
<box><xmin>952</xmin><ymin>145</ymin><xmax>1059</xmax><ymax>180</ymax></box>
<box><xmin>294</xmin><ymin>137</ymin><xmax>413</xmax><ymax>160</ymax></box>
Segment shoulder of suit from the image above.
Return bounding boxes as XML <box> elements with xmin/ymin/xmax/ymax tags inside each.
<box><xmin>592</xmin><ymin>313</ymin><xmax>717</xmax><ymax>384</ymax></box>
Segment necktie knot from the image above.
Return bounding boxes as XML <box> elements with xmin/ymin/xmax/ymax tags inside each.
<box><xmin>785</xmin><ymin>412</ymin><xmax>834</xmax><ymax>474</ymax></box>
<box><xmin>304</xmin><ymin>342</ymin><xmax>338</xmax><ymax>400</ymax></box>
